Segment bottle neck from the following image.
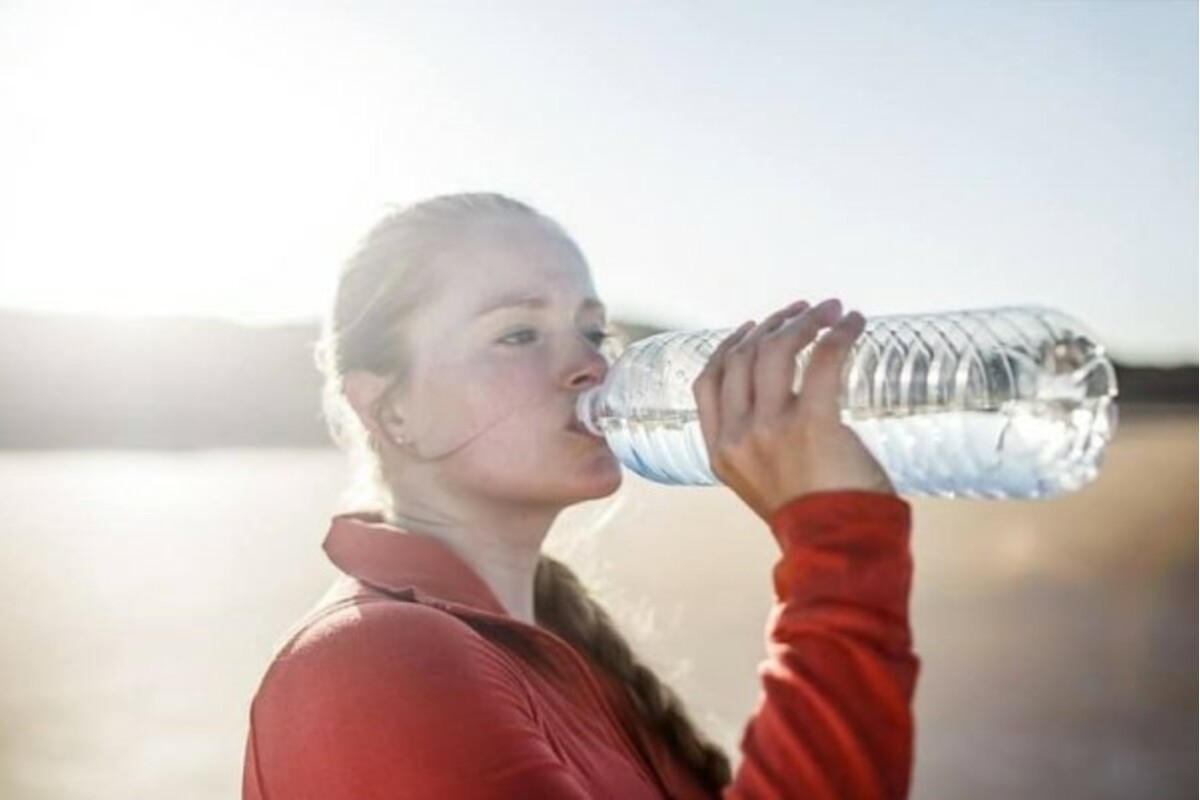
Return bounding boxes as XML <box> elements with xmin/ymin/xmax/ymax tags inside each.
<box><xmin>575</xmin><ymin>386</ymin><xmax>607</xmax><ymax>436</ymax></box>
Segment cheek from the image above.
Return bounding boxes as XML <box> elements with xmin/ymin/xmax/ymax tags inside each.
<box><xmin>411</xmin><ymin>358</ymin><xmax>552</xmax><ymax>452</ymax></box>
<box><xmin>475</xmin><ymin>365</ymin><xmax>563</xmax><ymax>451</ymax></box>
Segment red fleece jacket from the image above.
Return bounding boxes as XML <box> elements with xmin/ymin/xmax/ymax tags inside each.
<box><xmin>242</xmin><ymin>490</ymin><xmax>919</xmax><ymax>799</ymax></box>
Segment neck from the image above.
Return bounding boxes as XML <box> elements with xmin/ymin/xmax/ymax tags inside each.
<box><xmin>386</xmin><ymin>493</ymin><xmax>561</xmax><ymax>626</ymax></box>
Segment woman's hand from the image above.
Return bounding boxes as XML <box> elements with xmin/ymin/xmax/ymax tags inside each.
<box><xmin>692</xmin><ymin>297</ymin><xmax>896</xmax><ymax>525</ymax></box>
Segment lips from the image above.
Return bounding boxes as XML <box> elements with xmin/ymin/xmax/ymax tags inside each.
<box><xmin>566</xmin><ymin>394</ymin><xmax>604</xmax><ymax>438</ymax></box>
<box><xmin>565</xmin><ymin>415</ymin><xmax>602</xmax><ymax>438</ymax></box>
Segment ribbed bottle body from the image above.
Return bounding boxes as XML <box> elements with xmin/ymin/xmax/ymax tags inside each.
<box><xmin>577</xmin><ymin>305</ymin><xmax>1119</xmax><ymax>498</ymax></box>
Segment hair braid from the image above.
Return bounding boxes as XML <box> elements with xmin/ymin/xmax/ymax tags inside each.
<box><xmin>535</xmin><ymin>554</ymin><xmax>732</xmax><ymax>796</ymax></box>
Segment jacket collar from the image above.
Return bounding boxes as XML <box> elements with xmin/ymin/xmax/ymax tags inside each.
<box><xmin>322</xmin><ymin>511</ymin><xmax>512</xmax><ymax>619</ymax></box>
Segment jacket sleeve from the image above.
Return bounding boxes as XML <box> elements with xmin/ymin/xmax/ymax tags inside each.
<box><xmin>723</xmin><ymin>490</ymin><xmax>920</xmax><ymax>800</ymax></box>
<box><xmin>243</xmin><ymin>602</ymin><xmax>594</xmax><ymax>800</ymax></box>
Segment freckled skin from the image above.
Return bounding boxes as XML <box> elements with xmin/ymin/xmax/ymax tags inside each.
<box><xmin>391</xmin><ymin>222</ymin><xmax>624</xmax><ymax>512</ymax></box>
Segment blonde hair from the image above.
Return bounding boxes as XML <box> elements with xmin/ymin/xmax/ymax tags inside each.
<box><xmin>312</xmin><ymin>192</ymin><xmax>732</xmax><ymax>794</ymax></box>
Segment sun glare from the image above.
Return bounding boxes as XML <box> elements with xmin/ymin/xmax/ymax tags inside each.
<box><xmin>0</xmin><ymin>3</ymin><xmax>365</xmax><ymax>326</ymax></box>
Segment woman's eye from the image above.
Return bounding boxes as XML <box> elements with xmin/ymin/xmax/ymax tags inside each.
<box><xmin>497</xmin><ymin>329</ymin><xmax>615</xmax><ymax>348</ymax></box>
<box><xmin>499</xmin><ymin>329</ymin><xmax>539</xmax><ymax>345</ymax></box>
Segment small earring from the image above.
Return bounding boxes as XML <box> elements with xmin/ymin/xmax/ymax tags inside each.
<box><xmin>393</xmin><ymin>430</ymin><xmax>418</xmax><ymax>454</ymax></box>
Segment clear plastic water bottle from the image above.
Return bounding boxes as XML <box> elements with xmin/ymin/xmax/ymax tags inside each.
<box><xmin>576</xmin><ymin>305</ymin><xmax>1119</xmax><ymax>499</ymax></box>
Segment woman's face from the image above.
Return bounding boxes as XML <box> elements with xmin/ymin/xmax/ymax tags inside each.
<box><xmin>391</xmin><ymin>220</ymin><xmax>623</xmax><ymax>510</ymax></box>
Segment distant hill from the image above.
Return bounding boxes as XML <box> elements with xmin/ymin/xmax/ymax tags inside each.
<box><xmin>0</xmin><ymin>310</ymin><xmax>667</xmax><ymax>449</ymax></box>
<box><xmin>0</xmin><ymin>310</ymin><xmax>1193</xmax><ymax>449</ymax></box>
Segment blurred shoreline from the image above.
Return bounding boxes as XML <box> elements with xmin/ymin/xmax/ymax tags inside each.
<box><xmin>0</xmin><ymin>308</ymin><xmax>1193</xmax><ymax>450</ymax></box>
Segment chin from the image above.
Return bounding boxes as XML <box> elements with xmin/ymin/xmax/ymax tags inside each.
<box><xmin>565</xmin><ymin>457</ymin><xmax>624</xmax><ymax>501</ymax></box>
<box><xmin>588</xmin><ymin>468</ymin><xmax>624</xmax><ymax>498</ymax></box>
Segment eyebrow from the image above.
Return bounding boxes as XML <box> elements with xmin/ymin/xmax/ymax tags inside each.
<box><xmin>472</xmin><ymin>293</ymin><xmax>607</xmax><ymax>318</ymax></box>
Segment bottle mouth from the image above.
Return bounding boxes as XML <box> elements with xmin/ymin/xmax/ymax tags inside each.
<box><xmin>575</xmin><ymin>387</ymin><xmax>604</xmax><ymax>437</ymax></box>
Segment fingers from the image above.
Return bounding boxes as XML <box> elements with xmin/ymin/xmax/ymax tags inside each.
<box><xmin>694</xmin><ymin>300</ymin><xmax>808</xmax><ymax>463</ymax></box>
<box><xmin>693</xmin><ymin>319</ymin><xmax>755</xmax><ymax>463</ymax></box>
<box><xmin>717</xmin><ymin>299</ymin><xmax>812</xmax><ymax>431</ymax></box>
<box><xmin>693</xmin><ymin>297</ymin><xmax>864</xmax><ymax>469</ymax></box>
<box><xmin>754</xmin><ymin>298</ymin><xmax>845</xmax><ymax>417</ymax></box>
<box><xmin>756</xmin><ymin>298</ymin><xmax>813</xmax><ymax>335</ymax></box>
<box><xmin>794</xmin><ymin>309</ymin><xmax>866</xmax><ymax>422</ymax></box>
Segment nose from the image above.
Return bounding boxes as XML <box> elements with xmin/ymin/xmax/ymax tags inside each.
<box><xmin>566</xmin><ymin>332</ymin><xmax>610</xmax><ymax>390</ymax></box>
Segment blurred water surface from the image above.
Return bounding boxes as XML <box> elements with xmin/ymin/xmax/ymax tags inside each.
<box><xmin>0</xmin><ymin>411</ymin><xmax>1194</xmax><ymax>799</ymax></box>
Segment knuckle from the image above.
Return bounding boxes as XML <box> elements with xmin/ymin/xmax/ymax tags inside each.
<box><xmin>716</xmin><ymin>428</ymin><xmax>750</xmax><ymax>456</ymax></box>
<box><xmin>814</xmin><ymin>324</ymin><xmax>841</xmax><ymax>342</ymax></box>
<box><xmin>742</xmin><ymin>426</ymin><xmax>774</xmax><ymax>452</ymax></box>
<box><xmin>811</xmin><ymin>331</ymin><xmax>847</xmax><ymax>357</ymax></box>
<box><xmin>725</xmin><ymin>424</ymin><xmax>774</xmax><ymax>457</ymax></box>
<box><xmin>826</xmin><ymin>321</ymin><xmax>856</xmax><ymax>341</ymax></box>
<box><xmin>726</xmin><ymin>343</ymin><xmax>754</xmax><ymax>361</ymax></box>
<box><xmin>791</xmin><ymin>413</ymin><xmax>824</xmax><ymax>437</ymax></box>
<box><xmin>756</xmin><ymin>414</ymin><xmax>789</xmax><ymax>438</ymax></box>
<box><xmin>816</xmin><ymin>343</ymin><xmax>853</xmax><ymax>369</ymax></box>
<box><xmin>805</xmin><ymin>342</ymin><xmax>835</xmax><ymax>365</ymax></box>
<box><xmin>758</xmin><ymin>335</ymin><xmax>796</xmax><ymax>357</ymax></box>
<box><xmin>781</xmin><ymin>320</ymin><xmax>819</xmax><ymax>343</ymax></box>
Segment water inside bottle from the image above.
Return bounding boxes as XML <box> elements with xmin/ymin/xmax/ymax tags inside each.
<box><xmin>592</xmin><ymin>397</ymin><xmax>1117</xmax><ymax>498</ymax></box>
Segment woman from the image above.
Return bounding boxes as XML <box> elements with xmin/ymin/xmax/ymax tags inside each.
<box><xmin>241</xmin><ymin>192</ymin><xmax>918</xmax><ymax>799</ymax></box>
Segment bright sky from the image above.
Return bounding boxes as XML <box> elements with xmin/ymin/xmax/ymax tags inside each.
<box><xmin>0</xmin><ymin>0</ymin><xmax>1195</xmax><ymax>364</ymax></box>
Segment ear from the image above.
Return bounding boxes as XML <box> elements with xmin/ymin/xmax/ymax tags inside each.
<box><xmin>342</xmin><ymin>369</ymin><xmax>406</xmax><ymax>446</ymax></box>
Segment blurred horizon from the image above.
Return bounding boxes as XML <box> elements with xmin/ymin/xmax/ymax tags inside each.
<box><xmin>0</xmin><ymin>304</ymin><xmax>1192</xmax><ymax>452</ymax></box>
<box><xmin>0</xmin><ymin>302</ymin><xmax>1196</xmax><ymax>368</ymax></box>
